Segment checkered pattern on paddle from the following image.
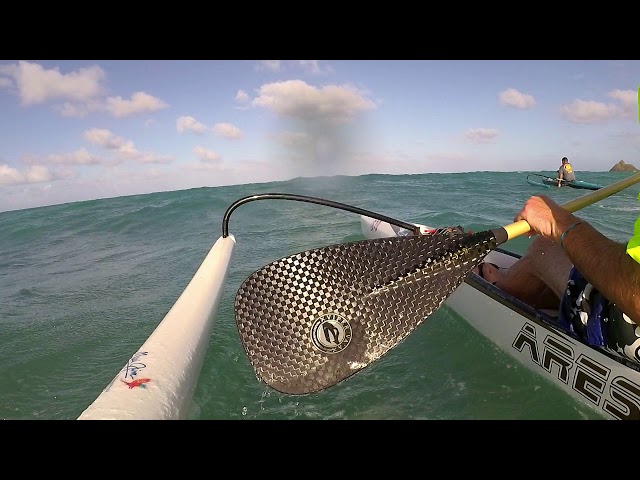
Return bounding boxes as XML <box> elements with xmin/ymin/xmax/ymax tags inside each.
<box><xmin>235</xmin><ymin>230</ymin><xmax>496</xmax><ymax>394</ymax></box>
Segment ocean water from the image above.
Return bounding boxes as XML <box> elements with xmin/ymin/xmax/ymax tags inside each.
<box><xmin>2</xmin><ymin>170</ymin><xmax>638</xmax><ymax>420</ymax></box>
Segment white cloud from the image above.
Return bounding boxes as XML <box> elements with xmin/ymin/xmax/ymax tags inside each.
<box><xmin>255</xmin><ymin>61</ymin><xmax>281</xmax><ymax>72</ymax></box>
<box><xmin>295</xmin><ymin>61</ymin><xmax>334</xmax><ymax>75</ymax></box>
<box><xmin>465</xmin><ymin>128</ymin><xmax>499</xmax><ymax>143</ymax></box>
<box><xmin>23</xmin><ymin>165</ymin><xmax>52</xmax><ymax>183</ymax></box>
<box><xmin>254</xmin><ymin>60</ymin><xmax>333</xmax><ymax>75</ymax></box>
<box><xmin>84</xmin><ymin>128</ymin><xmax>131</xmax><ymax>150</ymax></box>
<box><xmin>0</xmin><ymin>163</ymin><xmax>24</xmax><ymax>184</ymax></box>
<box><xmin>560</xmin><ymin>89</ymin><xmax>637</xmax><ymax>124</ymax></box>
<box><xmin>47</xmin><ymin>149</ymin><xmax>100</xmax><ymax>165</ymax></box>
<box><xmin>83</xmin><ymin>128</ymin><xmax>172</xmax><ymax>164</ymax></box>
<box><xmin>177</xmin><ymin>115</ymin><xmax>207</xmax><ymax>134</ymax></box>
<box><xmin>20</xmin><ymin>149</ymin><xmax>111</xmax><ymax>169</ymax></box>
<box><xmin>607</xmin><ymin>89</ymin><xmax>638</xmax><ymax>118</ymax></box>
<box><xmin>498</xmin><ymin>88</ymin><xmax>535</xmax><ymax>109</ymax></box>
<box><xmin>0</xmin><ymin>163</ymin><xmax>54</xmax><ymax>185</ymax></box>
<box><xmin>55</xmin><ymin>100</ymin><xmax>104</xmax><ymax>118</ymax></box>
<box><xmin>213</xmin><ymin>122</ymin><xmax>242</xmax><ymax>139</ymax></box>
<box><xmin>105</xmin><ymin>91</ymin><xmax>169</xmax><ymax>118</ymax></box>
<box><xmin>194</xmin><ymin>146</ymin><xmax>221</xmax><ymax>163</ymax></box>
<box><xmin>251</xmin><ymin>80</ymin><xmax>376</xmax><ymax>124</ymax></box>
<box><xmin>0</xmin><ymin>61</ymin><xmax>170</xmax><ymax>119</ymax></box>
<box><xmin>296</xmin><ymin>60</ymin><xmax>322</xmax><ymax>74</ymax></box>
<box><xmin>560</xmin><ymin>99</ymin><xmax>619</xmax><ymax>124</ymax></box>
<box><xmin>0</xmin><ymin>61</ymin><xmax>106</xmax><ymax>106</ymax></box>
<box><xmin>235</xmin><ymin>89</ymin><xmax>249</xmax><ymax>103</ymax></box>
<box><xmin>26</xmin><ymin>148</ymin><xmax>102</xmax><ymax>165</ymax></box>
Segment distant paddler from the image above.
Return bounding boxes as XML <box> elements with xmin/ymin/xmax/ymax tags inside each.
<box><xmin>557</xmin><ymin>156</ymin><xmax>576</xmax><ymax>187</ymax></box>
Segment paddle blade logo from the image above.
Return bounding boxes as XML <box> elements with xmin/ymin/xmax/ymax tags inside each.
<box><xmin>310</xmin><ymin>313</ymin><xmax>352</xmax><ymax>354</ymax></box>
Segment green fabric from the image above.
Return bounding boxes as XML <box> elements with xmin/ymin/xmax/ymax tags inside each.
<box><xmin>626</xmin><ymin>192</ymin><xmax>640</xmax><ymax>264</ymax></box>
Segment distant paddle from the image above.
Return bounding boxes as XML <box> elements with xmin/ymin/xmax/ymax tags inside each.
<box><xmin>527</xmin><ymin>172</ymin><xmax>567</xmax><ymax>185</ymax></box>
<box><xmin>234</xmin><ymin>172</ymin><xmax>640</xmax><ymax>395</ymax></box>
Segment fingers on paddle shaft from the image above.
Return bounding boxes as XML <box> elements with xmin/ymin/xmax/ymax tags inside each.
<box><xmin>234</xmin><ymin>229</ymin><xmax>498</xmax><ymax>395</ymax></box>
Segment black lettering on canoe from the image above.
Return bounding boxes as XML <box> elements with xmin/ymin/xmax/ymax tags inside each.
<box><xmin>573</xmin><ymin>355</ymin><xmax>608</xmax><ymax>405</ymax></box>
<box><xmin>513</xmin><ymin>323</ymin><xmax>540</xmax><ymax>366</ymax></box>
<box><xmin>541</xmin><ymin>335</ymin><xmax>574</xmax><ymax>384</ymax></box>
<box><xmin>604</xmin><ymin>376</ymin><xmax>640</xmax><ymax>421</ymax></box>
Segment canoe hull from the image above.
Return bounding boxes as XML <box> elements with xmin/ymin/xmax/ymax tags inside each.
<box><xmin>541</xmin><ymin>177</ymin><xmax>603</xmax><ymax>190</ymax></box>
<box><xmin>526</xmin><ymin>174</ymin><xmax>604</xmax><ymax>190</ymax></box>
<box><xmin>448</xmin><ymin>262</ymin><xmax>640</xmax><ymax>420</ymax></box>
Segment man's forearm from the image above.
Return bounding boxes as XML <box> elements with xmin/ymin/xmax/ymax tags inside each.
<box><xmin>561</xmin><ymin>222</ymin><xmax>640</xmax><ymax>323</ymax></box>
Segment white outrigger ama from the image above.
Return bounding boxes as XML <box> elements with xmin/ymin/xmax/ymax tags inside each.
<box><xmin>78</xmin><ymin>235</ymin><xmax>236</xmax><ymax>420</ymax></box>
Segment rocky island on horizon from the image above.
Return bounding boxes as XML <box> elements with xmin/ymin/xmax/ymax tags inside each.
<box><xmin>610</xmin><ymin>160</ymin><xmax>639</xmax><ymax>172</ymax></box>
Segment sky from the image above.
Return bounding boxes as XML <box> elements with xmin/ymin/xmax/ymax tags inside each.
<box><xmin>1</xmin><ymin>59</ymin><xmax>639</xmax><ymax>212</ymax></box>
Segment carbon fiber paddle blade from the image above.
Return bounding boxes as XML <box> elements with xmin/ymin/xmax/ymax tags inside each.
<box><xmin>235</xmin><ymin>230</ymin><xmax>497</xmax><ymax>395</ymax></box>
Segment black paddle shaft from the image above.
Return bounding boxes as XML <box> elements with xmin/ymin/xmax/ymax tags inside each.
<box><xmin>235</xmin><ymin>229</ymin><xmax>496</xmax><ymax>395</ymax></box>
